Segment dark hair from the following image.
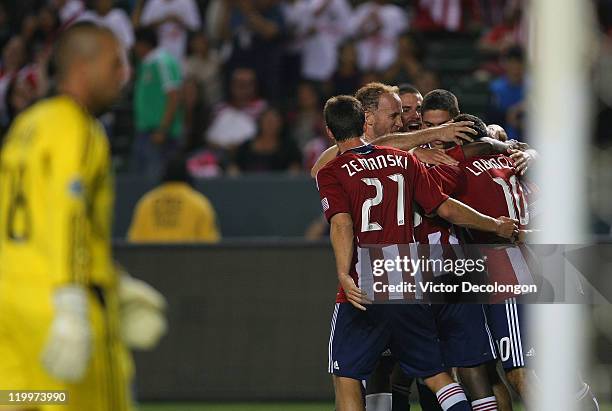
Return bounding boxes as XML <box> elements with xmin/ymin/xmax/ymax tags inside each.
<box><xmin>135</xmin><ymin>27</ymin><xmax>158</xmax><ymax>48</ymax></box>
<box><xmin>453</xmin><ymin>114</ymin><xmax>488</xmax><ymax>140</ymax></box>
<box><xmin>324</xmin><ymin>95</ymin><xmax>365</xmax><ymax>142</ymax></box>
<box><xmin>398</xmin><ymin>83</ymin><xmax>421</xmax><ymax>96</ymax></box>
<box><xmin>421</xmin><ymin>89</ymin><xmax>460</xmax><ymax>117</ymax></box>
<box><xmin>255</xmin><ymin>106</ymin><xmax>284</xmax><ymax>139</ymax></box>
<box><xmin>163</xmin><ymin>156</ymin><xmax>194</xmax><ymax>185</ymax></box>
<box><xmin>503</xmin><ymin>45</ymin><xmax>524</xmax><ymax>62</ymax></box>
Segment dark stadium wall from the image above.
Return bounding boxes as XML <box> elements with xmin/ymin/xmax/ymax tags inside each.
<box><xmin>114</xmin><ymin>175</ymin><xmax>324</xmax><ymax>238</ymax></box>
<box><xmin>114</xmin><ymin>241</ymin><xmax>337</xmax><ymax>401</ymax></box>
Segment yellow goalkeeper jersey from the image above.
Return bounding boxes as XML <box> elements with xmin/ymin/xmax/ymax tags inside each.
<box><xmin>0</xmin><ymin>95</ymin><xmax>116</xmax><ymax>288</ymax></box>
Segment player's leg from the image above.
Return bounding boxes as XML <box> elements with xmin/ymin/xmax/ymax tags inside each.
<box><xmin>436</xmin><ymin>304</ymin><xmax>498</xmax><ymax>409</ymax></box>
<box><xmin>387</xmin><ymin>305</ymin><xmax>470</xmax><ymax>411</ymax></box>
<box><xmin>335</xmin><ymin>376</ymin><xmax>366</xmax><ymax>411</ymax></box>
<box><xmin>390</xmin><ymin>364</ymin><xmax>415</xmax><ymax>411</ymax></box>
<box><xmin>486</xmin><ymin>361</ymin><xmax>513</xmax><ymax>411</ymax></box>
<box><xmin>504</xmin><ymin>367</ymin><xmax>530</xmax><ymax>400</ymax></box>
<box><xmin>486</xmin><ymin>299</ymin><xmax>530</xmax><ymax>400</ymax></box>
<box><xmin>415</xmin><ymin>379</ymin><xmax>443</xmax><ymax>411</ymax></box>
<box><xmin>423</xmin><ymin>372</ymin><xmax>471</xmax><ymax>411</ymax></box>
<box><xmin>329</xmin><ymin>303</ymin><xmax>391</xmax><ymax>411</ymax></box>
<box><xmin>366</xmin><ymin>354</ymin><xmax>394</xmax><ymax>411</ymax></box>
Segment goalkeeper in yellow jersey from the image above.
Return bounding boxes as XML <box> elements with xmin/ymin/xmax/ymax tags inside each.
<box><xmin>0</xmin><ymin>23</ymin><xmax>166</xmax><ymax>411</ymax></box>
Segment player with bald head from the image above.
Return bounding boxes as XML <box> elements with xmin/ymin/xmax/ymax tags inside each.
<box><xmin>53</xmin><ymin>22</ymin><xmax>129</xmax><ymax>114</ymax></box>
<box><xmin>0</xmin><ymin>22</ymin><xmax>135</xmax><ymax>411</ymax></box>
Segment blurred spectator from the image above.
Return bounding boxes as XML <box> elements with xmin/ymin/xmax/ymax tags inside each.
<box><xmin>304</xmin><ymin>215</ymin><xmax>329</xmax><ymax>240</ymax></box>
<box><xmin>140</xmin><ymin>0</ymin><xmax>201</xmax><ymax>60</ymax></box>
<box><xmin>489</xmin><ymin>45</ymin><xmax>525</xmax><ymax>140</ymax></box>
<box><xmin>474</xmin><ymin>0</ymin><xmax>514</xmax><ymax>28</ymax></box>
<box><xmin>414</xmin><ymin>69</ymin><xmax>441</xmax><ymax>95</ymax></box>
<box><xmin>132</xmin><ymin>28</ymin><xmax>184</xmax><ymax>176</ymax></box>
<box><xmin>183</xmin><ymin>76</ymin><xmax>210</xmax><ymax>153</ymax></box>
<box><xmin>287</xmin><ymin>82</ymin><xmax>325</xmax><ymax>149</ymax></box>
<box><xmin>0</xmin><ymin>37</ymin><xmax>41</xmax><ymax>121</ymax></box>
<box><xmin>0</xmin><ymin>4</ymin><xmax>10</xmax><ymax>50</ymax></box>
<box><xmin>479</xmin><ymin>2</ymin><xmax>524</xmax><ymax>55</ymax></box>
<box><xmin>206</xmin><ymin>67</ymin><xmax>267</xmax><ymax>151</ymax></box>
<box><xmin>287</xmin><ymin>82</ymin><xmax>328</xmax><ymax>170</ymax></box>
<box><xmin>54</xmin><ymin>0</ymin><xmax>84</xmax><ymax>25</ymax></box>
<box><xmin>218</xmin><ymin>0</ymin><xmax>286</xmax><ymax>102</ymax></box>
<box><xmin>34</xmin><ymin>7</ymin><xmax>61</xmax><ymax>50</ymax></box>
<box><xmin>287</xmin><ymin>0</ymin><xmax>352</xmax><ymax>83</ymax></box>
<box><xmin>383</xmin><ymin>33</ymin><xmax>424</xmax><ymax>85</ymax></box>
<box><xmin>349</xmin><ymin>0</ymin><xmax>408</xmax><ymax>73</ymax></box>
<box><xmin>78</xmin><ymin>0</ymin><xmax>135</xmax><ymax>50</ymax></box>
<box><xmin>230</xmin><ymin>107</ymin><xmax>302</xmax><ymax>174</ymax></box>
<box><xmin>412</xmin><ymin>0</ymin><xmax>488</xmax><ymax>32</ymax></box>
<box><xmin>183</xmin><ymin>31</ymin><xmax>222</xmax><ymax>107</ymax></box>
<box><xmin>0</xmin><ymin>76</ymin><xmax>37</xmax><ymax>140</ymax></box>
<box><xmin>128</xmin><ymin>156</ymin><xmax>221</xmax><ymax>243</ymax></box>
<box><xmin>331</xmin><ymin>41</ymin><xmax>361</xmax><ymax>96</ymax></box>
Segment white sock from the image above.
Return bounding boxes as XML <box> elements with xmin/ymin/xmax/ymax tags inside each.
<box><xmin>365</xmin><ymin>393</ymin><xmax>392</xmax><ymax>411</ymax></box>
<box><xmin>472</xmin><ymin>396</ymin><xmax>498</xmax><ymax>411</ymax></box>
<box><xmin>436</xmin><ymin>382</ymin><xmax>468</xmax><ymax>411</ymax></box>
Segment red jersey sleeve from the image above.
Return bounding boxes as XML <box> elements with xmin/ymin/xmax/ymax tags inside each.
<box><xmin>428</xmin><ymin>164</ymin><xmax>464</xmax><ymax>195</ymax></box>
<box><xmin>410</xmin><ymin>155</ymin><xmax>449</xmax><ymax>214</ymax></box>
<box><xmin>445</xmin><ymin>145</ymin><xmax>465</xmax><ymax>162</ymax></box>
<box><xmin>316</xmin><ymin>165</ymin><xmax>351</xmax><ymax>222</ymax></box>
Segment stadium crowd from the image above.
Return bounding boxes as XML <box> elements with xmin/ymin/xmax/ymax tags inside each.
<box><xmin>0</xmin><ymin>0</ymin><xmax>532</xmax><ymax>178</ymax></box>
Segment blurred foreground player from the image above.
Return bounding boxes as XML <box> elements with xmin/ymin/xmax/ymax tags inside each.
<box><xmin>318</xmin><ymin>95</ymin><xmax>518</xmax><ymax>411</ymax></box>
<box><xmin>0</xmin><ymin>23</ymin><xmax>165</xmax><ymax>411</ymax></box>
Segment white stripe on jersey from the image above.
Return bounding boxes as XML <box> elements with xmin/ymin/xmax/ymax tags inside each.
<box><xmin>357</xmin><ymin>248</ymin><xmax>375</xmax><ymax>301</ymax></box>
<box><xmin>409</xmin><ymin>243</ymin><xmax>423</xmax><ymax>299</ymax></box>
<box><xmin>506</xmin><ymin>247</ymin><xmax>534</xmax><ymax>286</ymax></box>
<box><xmin>382</xmin><ymin>245</ymin><xmax>405</xmax><ymax>301</ymax></box>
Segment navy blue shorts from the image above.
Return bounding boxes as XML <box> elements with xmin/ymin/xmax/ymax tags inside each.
<box><xmin>328</xmin><ymin>303</ymin><xmax>446</xmax><ymax>380</ymax></box>
<box><xmin>485</xmin><ymin>298</ymin><xmax>533</xmax><ymax>370</ymax></box>
<box><xmin>433</xmin><ymin>304</ymin><xmax>496</xmax><ymax>367</ymax></box>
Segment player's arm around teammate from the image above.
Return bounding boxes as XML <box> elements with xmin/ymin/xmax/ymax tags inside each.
<box><xmin>311</xmin><ymin>121</ymin><xmax>477</xmax><ymax>178</ymax></box>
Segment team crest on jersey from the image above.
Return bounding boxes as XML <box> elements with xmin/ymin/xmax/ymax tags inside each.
<box><xmin>321</xmin><ymin>197</ymin><xmax>329</xmax><ymax>212</ymax></box>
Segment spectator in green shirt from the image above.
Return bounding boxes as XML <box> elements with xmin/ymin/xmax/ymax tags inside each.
<box><xmin>132</xmin><ymin>27</ymin><xmax>184</xmax><ymax>177</ymax></box>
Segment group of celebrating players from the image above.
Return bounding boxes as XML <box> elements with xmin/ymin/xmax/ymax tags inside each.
<box><xmin>313</xmin><ymin>83</ymin><xmax>600</xmax><ymax>411</ymax></box>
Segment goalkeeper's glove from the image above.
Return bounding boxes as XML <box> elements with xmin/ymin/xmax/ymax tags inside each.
<box><xmin>119</xmin><ymin>275</ymin><xmax>167</xmax><ymax>350</ymax></box>
<box><xmin>41</xmin><ymin>285</ymin><xmax>92</xmax><ymax>382</ymax></box>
